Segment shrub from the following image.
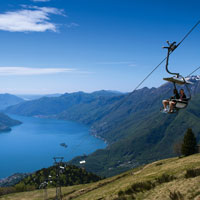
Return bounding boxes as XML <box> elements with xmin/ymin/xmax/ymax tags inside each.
<box><xmin>155</xmin><ymin>162</ymin><xmax>163</xmax><ymax>166</ymax></box>
<box><xmin>113</xmin><ymin>196</ymin><xmax>127</xmax><ymax>200</ymax></box>
<box><xmin>169</xmin><ymin>190</ymin><xmax>184</xmax><ymax>200</ymax></box>
<box><xmin>123</xmin><ymin>180</ymin><xmax>155</xmax><ymax>196</ymax></box>
<box><xmin>15</xmin><ymin>182</ymin><xmax>26</xmax><ymax>192</ymax></box>
<box><xmin>155</xmin><ymin>174</ymin><xmax>176</xmax><ymax>184</ymax></box>
<box><xmin>118</xmin><ymin>174</ymin><xmax>176</xmax><ymax>199</ymax></box>
<box><xmin>185</xmin><ymin>168</ymin><xmax>200</xmax><ymax>178</ymax></box>
<box><xmin>124</xmin><ymin>187</ymin><xmax>133</xmax><ymax>195</ymax></box>
<box><xmin>118</xmin><ymin>190</ymin><xmax>125</xmax><ymax>196</ymax></box>
<box><xmin>131</xmin><ymin>181</ymin><xmax>154</xmax><ymax>192</ymax></box>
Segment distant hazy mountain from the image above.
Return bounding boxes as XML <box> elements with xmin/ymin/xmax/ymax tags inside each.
<box><xmin>0</xmin><ymin>94</ymin><xmax>24</xmax><ymax>110</ymax></box>
<box><xmin>16</xmin><ymin>92</ymin><xmax>122</xmax><ymax>101</ymax></box>
<box><xmin>5</xmin><ymin>90</ymin><xmax>124</xmax><ymax>125</ymax></box>
<box><xmin>16</xmin><ymin>93</ymin><xmax>62</xmax><ymax>101</ymax></box>
<box><xmin>0</xmin><ymin>173</ymin><xmax>29</xmax><ymax>187</ymax></box>
<box><xmin>91</xmin><ymin>90</ymin><xmax>125</xmax><ymax>96</ymax></box>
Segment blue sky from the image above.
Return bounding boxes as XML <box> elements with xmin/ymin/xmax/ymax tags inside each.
<box><xmin>0</xmin><ymin>0</ymin><xmax>199</xmax><ymax>94</ymax></box>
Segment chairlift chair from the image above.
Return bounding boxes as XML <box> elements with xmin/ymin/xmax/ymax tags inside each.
<box><xmin>161</xmin><ymin>41</ymin><xmax>192</xmax><ymax>113</ymax></box>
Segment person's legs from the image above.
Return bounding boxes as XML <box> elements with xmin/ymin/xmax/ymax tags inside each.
<box><xmin>169</xmin><ymin>101</ymin><xmax>176</xmax><ymax>112</ymax></box>
<box><xmin>162</xmin><ymin>100</ymin><xmax>169</xmax><ymax>109</ymax></box>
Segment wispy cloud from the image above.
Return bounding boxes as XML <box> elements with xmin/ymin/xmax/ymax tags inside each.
<box><xmin>96</xmin><ymin>61</ymin><xmax>133</xmax><ymax>65</ymax></box>
<box><xmin>32</xmin><ymin>0</ymin><xmax>50</xmax><ymax>2</ymax></box>
<box><xmin>66</xmin><ymin>22</ymin><xmax>79</xmax><ymax>28</ymax></box>
<box><xmin>0</xmin><ymin>6</ymin><xmax>64</xmax><ymax>32</ymax></box>
<box><xmin>0</xmin><ymin>67</ymin><xmax>77</xmax><ymax>76</ymax></box>
<box><xmin>128</xmin><ymin>64</ymin><xmax>136</xmax><ymax>67</ymax></box>
<box><xmin>96</xmin><ymin>61</ymin><xmax>136</xmax><ymax>67</ymax></box>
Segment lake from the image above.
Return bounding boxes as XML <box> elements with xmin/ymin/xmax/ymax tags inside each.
<box><xmin>0</xmin><ymin>114</ymin><xmax>106</xmax><ymax>179</ymax></box>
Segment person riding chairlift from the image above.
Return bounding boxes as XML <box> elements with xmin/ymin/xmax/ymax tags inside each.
<box><xmin>162</xmin><ymin>88</ymin><xmax>180</xmax><ymax>112</ymax></box>
<box><xmin>163</xmin><ymin>88</ymin><xmax>187</xmax><ymax>113</ymax></box>
<box><xmin>179</xmin><ymin>88</ymin><xmax>187</xmax><ymax>101</ymax></box>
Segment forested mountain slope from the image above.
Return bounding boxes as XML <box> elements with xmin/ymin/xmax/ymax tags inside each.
<box><xmin>72</xmin><ymin>93</ymin><xmax>200</xmax><ymax>177</ymax></box>
<box><xmin>70</xmin><ymin>77</ymin><xmax>200</xmax><ymax>177</ymax></box>
<box><xmin>5</xmin><ymin>76</ymin><xmax>200</xmax><ymax>177</ymax></box>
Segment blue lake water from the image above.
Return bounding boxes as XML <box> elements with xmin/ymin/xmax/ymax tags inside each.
<box><xmin>0</xmin><ymin>114</ymin><xmax>106</xmax><ymax>179</ymax></box>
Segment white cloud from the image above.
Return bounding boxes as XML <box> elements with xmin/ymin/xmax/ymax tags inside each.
<box><xmin>0</xmin><ymin>6</ymin><xmax>64</xmax><ymax>32</ymax></box>
<box><xmin>0</xmin><ymin>67</ymin><xmax>77</xmax><ymax>76</ymax></box>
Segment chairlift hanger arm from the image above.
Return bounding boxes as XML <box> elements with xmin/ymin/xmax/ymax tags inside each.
<box><xmin>163</xmin><ymin>41</ymin><xmax>179</xmax><ymax>77</ymax></box>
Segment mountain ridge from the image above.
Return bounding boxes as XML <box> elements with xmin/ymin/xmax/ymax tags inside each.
<box><xmin>4</xmin><ymin>76</ymin><xmax>200</xmax><ymax>176</ymax></box>
<box><xmin>0</xmin><ymin>113</ymin><xmax>21</xmax><ymax>132</ymax></box>
<box><xmin>0</xmin><ymin>94</ymin><xmax>24</xmax><ymax>111</ymax></box>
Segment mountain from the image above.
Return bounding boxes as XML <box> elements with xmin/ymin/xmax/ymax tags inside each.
<box><xmin>90</xmin><ymin>76</ymin><xmax>200</xmax><ymax>143</ymax></box>
<box><xmin>16</xmin><ymin>94</ymin><xmax>62</xmax><ymax>101</ymax></box>
<box><xmin>0</xmin><ymin>113</ymin><xmax>21</xmax><ymax>132</ymax></box>
<box><xmin>5</xmin><ymin>90</ymin><xmax>124</xmax><ymax>124</ymax></box>
<box><xmin>0</xmin><ymin>173</ymin><xmax>29</xmax><ymax>187</ymax></box>
<box><xmin>4</xmin><ymin>76</ymin><xmax>200</xmax><ymax>177</ymax></box>
<box><xmin>70</xmin><ymin>76</ymin><xmax>200</xmax><ymax>176</ymax></box>
<box><xmin>0</xmin><ymin>94</ymin><xmax>24</xmax><ymax>110</ymax></box>
<box><xmin>1</xmin><ymin>154</ymin><xmax>200</xmax><ymax>200</ymax></box>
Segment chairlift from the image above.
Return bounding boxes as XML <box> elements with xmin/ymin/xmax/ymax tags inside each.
<box><xmin>161</xmin><ymin>41</ymin><xmax>192</xmax><ymax>113</ymax></box>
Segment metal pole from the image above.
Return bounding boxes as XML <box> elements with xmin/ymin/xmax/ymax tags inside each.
<box><xmin>53</xmin><ymin>157</ymin><xmax>64</xmax><ymax>200</ymax></box>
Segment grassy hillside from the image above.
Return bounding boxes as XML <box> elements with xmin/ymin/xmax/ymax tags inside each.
<box><xmin>1</xmin><ymin>153</ymin><xmax>200</xmax><ymax>200</ymax></box>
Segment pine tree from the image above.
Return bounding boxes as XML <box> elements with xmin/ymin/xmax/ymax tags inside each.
<box><xmin>181</xmin><ymin>128</ymin><xmax>197</xmax><ymax>156</ymax></box>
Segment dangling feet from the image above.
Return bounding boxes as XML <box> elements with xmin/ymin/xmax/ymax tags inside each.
<box><xmin>168</xmin><ymin>110</ymin><xmax>174</xmax><ymax>114</ymax></box>
<box><xmin>160</xmin><ymin>107</ymin><xmax>169</xmax><ymax>113</ymax></box>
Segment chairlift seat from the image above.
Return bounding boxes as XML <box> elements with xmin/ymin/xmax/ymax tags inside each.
<box><xmin>163</xmin><ymin>77</ymin><xmax>192</xmax><ymax>85</ymax></box>
<box><xmin>173</xmin><ymin>99</ymin><xmax>189</xmax><ymax>109</ymax></box>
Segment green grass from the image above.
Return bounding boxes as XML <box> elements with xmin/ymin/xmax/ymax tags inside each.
<box><xmin>1</xmin><ymin>153</ymin><xmax>200</xmax><ymax>200</ymax></box>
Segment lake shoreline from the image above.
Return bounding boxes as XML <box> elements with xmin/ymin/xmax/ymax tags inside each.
<box><xmin>0</xmin><ymin>114</ymin><xmax>106</xmax><ymax>179</ymax></box>
<box><xmin>33</xmin><ymin>114</ymin><xmax>108</xmax><ymax>145</ymax></box>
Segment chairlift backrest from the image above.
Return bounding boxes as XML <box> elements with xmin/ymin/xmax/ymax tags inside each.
<box><xmin>175</xmin><ymin>101</ymin><xmax>188</xmax><ymax>109</ymax></box>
